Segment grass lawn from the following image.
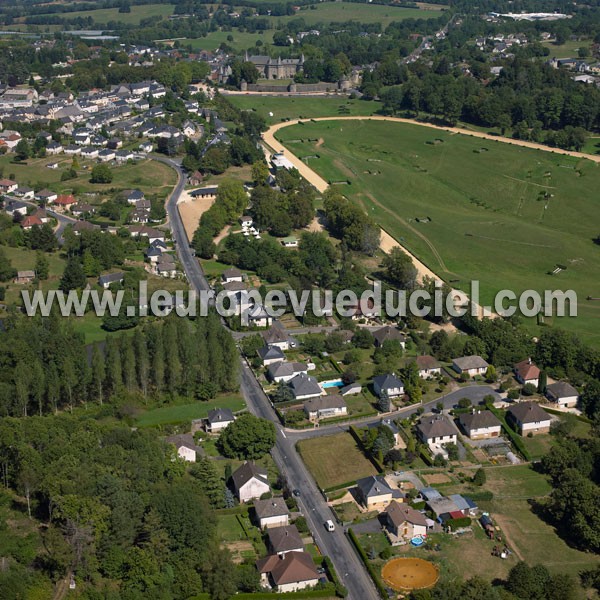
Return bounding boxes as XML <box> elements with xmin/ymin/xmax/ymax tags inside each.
<box><xmin>272</xmin><ymin>2</ymin><xmax>444</xmax><ymax>27</ymax></box>
<box><xmin>277</xmin><ymin>119</ymin><xmax>600</xmax><ymax>347</ymax></box>
<box><xmin>519</xmin><ymin>433</ymin><xmax>555</xmax><ymax>460</ymax></box>
<box><xmin>297</xmin><ymin>431</ymin><xmax>377</xmax><ymax>490</ymax></box>
<box><xmin>136</xmin><ymin>394</ymin><xmax>246</xmax><ymax>427</ymax></box>
<box><xmin>227</xmin><ymin>95</ymin><xmax>381</xmax><ymax>125</ymax></box>
<box><xmin>30</xmin><ymin>3</ymin><xmax>173</xmax><ymax>26</ymax></box>
<box><xmin>0</xmin><ymin>155</ymin><xmax>176</xmax><ymax>196</ymax></box>
<box><xmin>186</xmin><ymin>30</ymin><xmax>275</xmax><ymax>52</ymax></box>
<box><xmin>541</xmin><ymin>39</ymin><xmax>591</xmax><ymax>59</ymax></box>
<box><xmin>217</xmin><ymin>514</ymin><xmax>248</xmax><ymax>542</ymax></box>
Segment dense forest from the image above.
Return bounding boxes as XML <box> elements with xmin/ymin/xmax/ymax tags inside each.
<box><xmin>0</xmin><ymin>312</ymin><xmax>239</xmax><ymax>417</ymax></box>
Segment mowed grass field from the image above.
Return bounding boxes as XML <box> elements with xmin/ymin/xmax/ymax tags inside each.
<box><xmin>271</xmin><ymin>2</ymin><xmax>444</xmax><ymax>27</ymax></box>
<box><xmin>136</xmin><ymin>395</ymin><xmax>246</xmax><ymax>427</ymax></box>
<box><xmin>186</xmin><ymin>29</ymin><xmax>275</xmax><ymax>51</ymax></box>
<box><xmin>28</xmin><ymin>3</ymin><xmax>173</xmax><ymax>26</ymax></box>
<box><xmin>0</xmin><ymin>155</ymin><xmax>176</xmax><ymax>196</ymax></box>
<box><xmin>276</xmin><ymin>119</ymin><xmax>600</xmax><ymax>345</ymax></box>
<box><xmin>297</xmin><ymin>432</ymin><xmax>377</xmax><ymax>489</ymax></box>
<box><xmin>228</xmin><ymin>95</ymin><xmax>381</xmax><ymax>125</ymax></box>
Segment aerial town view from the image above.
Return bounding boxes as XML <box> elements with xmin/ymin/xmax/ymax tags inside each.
<box><xmin>0</xmin><ymin>0</ymin><xmax>599</xmax><ymax>598</ymax></box>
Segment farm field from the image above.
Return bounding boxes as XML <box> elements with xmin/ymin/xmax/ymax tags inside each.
<box><xmin>27</xmin><ymin>3</ymin><xmax>173</xmax><ymax>26</ymax></box>
<box><xmin>271</xmin><ymin>2</ymin><xmax>444</xmax><ymax>27</ymax></box>
<box><xmin>136</xmin><ymin>394</ymin><xmax>245</xmax><ymax>427</ymax></box>
<box><xmin>276</xmin><ymin>119</ymin><xmax>600</xmax><ymax>346</ymax></box>
<box><xmin>297</xmin><ymin>431</ymin><xmax>377</xmax><ymax>490</ymax></box>
<box><xmin>228</xmin><ymin>95</ymin><xmax>381</xmax><ymax>124</ymax></box>
<box><xmin>186</xmin><ymin>30</ymin><xmax>275</xmax><ymax>52</ymax></box>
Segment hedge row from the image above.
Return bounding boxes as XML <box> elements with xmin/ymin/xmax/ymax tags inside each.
<box><xmin>348</xmin><ymin>426</ymin><xmax>385</xmax><ymax>473</ymax></box>
<box><xmin>447</xmin><ymin>516</ymin><xmax>472</xmax><ymax>530</ymax></box>
<box><xmin>488</xmin><ymin>407</ymin><xmax>532</xmax><ymax>461</ymax></box>
<box><xmin>419</xmin><ymin>447</ymin><xmax>434</xmax><ymax>466</ymax></box>
<box><xmin>347</xmin><ymin>528</ymin><xmax>386</xmax><ymax>599</ymax></box>
<box><xmin>235</xmin><ymin>587</ymin><xmax>336</xmax><ymax>599</ymax></box>
<box><xmin>323</xmin><ymin>479</ymin><xmax>360</xmax><ymax>494</ymax></box>
<box><xmin>215</xmin><ymin>505</ymin><xmax>249</xmax><ymax>516</ymax></box>
<box><xmin>323</xmin><ymin>556</ymin><xmax>349</xmax><ymax>598</ymax></box>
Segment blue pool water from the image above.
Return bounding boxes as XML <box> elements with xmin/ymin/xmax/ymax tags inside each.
<box><xmin>321</xmin><ymin>379</ymin><xmax>344</xmax><ymax>389</ymax></box>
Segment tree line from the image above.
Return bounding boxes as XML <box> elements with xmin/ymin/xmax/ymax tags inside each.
<box><xmin>0</xmin><ymin>311</ymin><xmax>239</xmax><ymax>417</ymax></box>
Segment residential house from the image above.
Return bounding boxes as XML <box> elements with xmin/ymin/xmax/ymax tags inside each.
<box><xmin>32</xmin><ymin>208</ymin><xmax>49</xmax><ymax>223</ymax></box>
<box><xmin>188</xmin><ymin>170</ymin><xmax>204</xmax><ymax>185</ymax></box>
<box><xmin>206</xmin><ymin>407</ymin><xmax>235</xmax><ymax>433</ymax></box>
<box><xmin>415</xmin><ymin>355</ymin><xmax>442</xmax><ymax>379</ymax></box>
<box><xmin>356</xmin><ymin>475</ymin><xmax>403</xmax><ymax>508</ymax></box>
<box><xmin>507</xmin><ymin>402</ymin><xmax>551</xmax><ymax>435</ymax></box>
<box><xmin>21</xmin><ymin>215</ymin><xmax>43</xmax><ymax>230</ymax></box>
<box><xmin>247</xmin><ymin>304</ymin><xmax>272</xmax><ymax>328</ymax></box>
<box><xmin>257</xmin><ymin>345</ymin><xmax>286</xmax><ymax>366</ymax></box>
<box><xmin>231</xmin><ymin>461</ymin><xmax>270</xmax><ymax>503</ymax></box>
<box><xmin>116</xmin><ymin>149</ymin><xmax>134</xmax><ymax>164</ymax></box>
<box><xmin>546</xmin><ymin>381</ymin><xmax>579</xmax><ymax>408</ymax></box>
<box><xmin>373</xmin><ymin>373</ymin><xmax>404</xmax><ymax>399</ymax></box>
<box><xmin>98</xmin><ymin>272</ymin><xmax>124</xmax><ymax>289</ymax></box>
<box><xmin>80</xmin><ymin>146</ymin><xmax>99</xmax><ymax>160</ymax></box>
<box><xmin>240</xmin><ymin>215</ymin><xmax>253</xmax><ymax>227</ymax></box>
<box><xmin>281</xmin><ymin>237</ymin><xmax>299</xmax><ymax>248</ymax></box>
<box><xmin>54</xmin><ymin>194</ymin><xmax>77</xmax><ymax>212</ymax></box>
<box><xmin>267</xmin><ymin>524</ymin><xmax>304</xmax><ymax>556</ymax></box>
<box><xmin>46</xmin><ymin>141</ymin><xmax>63</xmax><ymax>155</ymax></box>
<box><xmin>156</xmin><ymin>256</ymin><xmax>177</xmax><ymax>278</ymax></box>
<box><xmin>35</xmin><ymin>189</ymin><xmax>58</xmax><ymax>204</ymax></box>
<box><xmin>126</xmin><ymin>189</ymin><xmax>145</xmax><ymax>205</ymax></box>
<box><xmin>71</xmin><ymin>203</ymin><xmax>95</xmax><ymax>218</ymax></box>
<box><xmin>448</xmin><ymin>494</ymin><xmax>478</xmax><ymax>517</ymax></box>
<box><xmin>268</xmin><ymin>362</ymin><xmax>308</xmax><ymax>383</ymax></box>
<box><xmin>14</xmin><ymin>270</ymin><xmax>36</xmax><ymax>284</ymax></box>
<box><xmin>13</xmin><ymin>186</ymin><xmax>34</xmax><ymax>200</ymax></box>
<box><xmin>72</xmin><ymin>220</ymin><xmax>99</xmax><ymax>235</ymax></box>
<box><xmin>372</xmin><ymin>326</ymin><xmax>406</xmax><ymax>349</ymax></box>
<box><xmin>222</xmin><ymin>267</ymin><xmax>243</xmax><ymax>284</ymax></box>
<box><xmin>0</xmin><ymin>179</ymin><xmax>19</xmax><ymax>194</ymax></box>
<box><xmin>425</xmin><ymin>495</ymin><xmax>460</xmax><ymax>519</ymax></box>
<box><xmin>64</xmin><ymin>145</ymin><xmax>81</xmax><ymax>156</ymax></box>
<box><xmin>256</xmin><ymin>551</ymin><xmax>319</xmax><ymax>593</ymax></box>
<box><xmin>384</xmin><ymin>500</ymin><xmax>427</xmax><ymax>541</ymax></box>
<box><xmin>416</xmin><ymin>415</ymin><xmax>457</xmax><ymax>458</ymax></box>
<box><xmin>304</xmin><ymin>395</ymin><xmax>348</xmax><ymax>420</ymax></box>
<box><xmin>452</xmin><ymin>355</ymin><xmax>489</xmax><ymax>377</ymax></box>
<box><xmin>5</xmin><ymin>200</ymin><xmax>28</xmax><ymax>217</ymax></box>
<box><xmin>514</xmin><ymin>358</ymin><xmax>540</xmax><ymax>388</ymax></box>
<box><xmin>253</xmin><ymin>497</ymin><xmax>290</xmax><ymax>530</ymax></box>
<box><xmin>288</xmin><ymin>373</ymin><xmax>322</xmax><ymax>401</ymax></box>
<box><xmin>458</xmin><ymin>410</ymin><xmax>502</xmax><ymax>440</ymax></box>
<box><xmin>165</xmin><ymin>434</ymin><xmax>201</xmax><ymax>462</ymax></box>
<box><xmin>348</xmin><ymin>297</ymin><xmax>378</xmax><ymax>320</ymax></box>
<box><xmin>262</xmin><ymin>322</ymin><xmax>297</xmax><ymax>350</ymax></box>
<box><xmin>98</xmin><ymin>148</ymin><xmax>116</xmax><ymax>162</ymax></box>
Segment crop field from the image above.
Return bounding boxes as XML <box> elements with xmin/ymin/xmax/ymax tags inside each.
<box><xmin>271</xmin><ymin>2</ymin><xmax>444</xmax><ymax>27</ymax></box>
<box><xmin>277</xmin><ymin>119</ymin><xmax>600</xmax><ymax>345</ymax></box>
<box><xmin>297</xmin><ymin>432</ymin><xmax>377</xmax><ymax>490</ymax></box>
<box><xmin>228</xmin><ymin>95</ymin><xmax>381</xmax><ymax>124</ymax></box>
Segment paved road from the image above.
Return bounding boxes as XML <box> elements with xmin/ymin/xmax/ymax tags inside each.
<box><xmin>23</xmin><ymin>200</ymin><xmax>76</xmax><ymax>246</ymax></box>
<box><xmin>159</xmin><ymin>155</ymin><xmax>380</xmax><ymax>600</ymax></box>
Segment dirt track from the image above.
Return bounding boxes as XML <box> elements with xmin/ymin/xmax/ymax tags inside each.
<box><xmin>262</xmin><ymin>116</ymin><xmax>600</xmax><ymax>319</ymax></box>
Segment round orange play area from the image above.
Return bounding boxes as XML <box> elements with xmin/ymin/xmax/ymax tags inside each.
<box><xmin>381</xmin><ymin>557</ymin><xmax>439</xmax><ymax>591</ymax></box>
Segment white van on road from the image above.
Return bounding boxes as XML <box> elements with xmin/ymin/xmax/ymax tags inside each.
<box><xmin>325</xmin><ymin>520</ymin><xmax>335</xmax><ymax>532</ymax></box>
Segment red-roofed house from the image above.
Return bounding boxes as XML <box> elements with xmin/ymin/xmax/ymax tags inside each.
<box><xmin>21</xmin><ymin>215</ymin><xmax>43</xmax><ymax>230</ymax></box>
<box><xmin>514</xmin><ymin>358</ymin><xmax>540</xmax><ymax>388</ymax></box>
<box><xmin>54</xmin><ymin>194</ymin><xmax>77</xmax><ymax>212</ymax></box>
<box><xmin>0</xmin><ymin>179</ymin><xmax>18</xmax><ymax>193</ymax></box>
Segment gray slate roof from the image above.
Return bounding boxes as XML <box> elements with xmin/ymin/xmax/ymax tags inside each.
<box><xmin>417</xmin><ymin>415</ymin><xmax>456</xmax><ymax>439</ymax></box>
<box><xmin>231</xmin><ymin>461</ymin><xmax>268</xmax><ymax>490</ymax></box>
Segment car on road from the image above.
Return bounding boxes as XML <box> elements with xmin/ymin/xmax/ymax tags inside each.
<box><xmin>292</xmin><ymin>489</ymin><xmax>301</xmax><ymax>497</ymax></box>
<box><xmin>325</xmin><ymin>520</ymin><xmax>335</xmax><ymax>532</ymax></box>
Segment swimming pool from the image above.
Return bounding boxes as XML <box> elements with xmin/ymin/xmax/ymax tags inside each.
<box><xmin>321</xmin><ymin>379</ymin><xmax>344</xmax><ymax>389</ymax></box>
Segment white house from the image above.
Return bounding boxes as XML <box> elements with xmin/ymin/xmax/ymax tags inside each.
<box><xmin>458</xmin><ymin>410</ymin><xmax>502</xmax><ymax>440</ymax></box>
<box><xmin>221</xmin><ymin>267</ymin><xmax>243</xmax><ymax>284</ymax></box>
<box><xmin>257</xmin><ymin>345</ymin><xmax>286</xmax><ymax>366</ymax></box>
<box><xmin>373</xmin><ymin>373</ymin><xmax>404</xmax><ymax>399</ymax></box>
<box><xmin>415</xmin><ymin>355</ymin><xmax>442</xmax><ymax>379</ymax></box>
<box><xmin>288</xmin><ymin>373</ymin><xmax>322</xmax><ymax>401</ymax></box>
<box><xmin>384</xmin><ymin>500</ymin><xmax>428</xmax><ymax>542</ymax></box>
<box><xmin>507</xmin><ymin>402</ymin><xmax>551</xmax><ymax>435</ymax></box>
<box><xmin>232</xmin><ymin>461</ymin><xmax>270</xmax><ymax>503</ymax></box>
<box><xmin>546</xmin><ymin>381</ymin><xmax>579</xmax><ymax>408</ymax></box>
<box><xmin>0</xmin><ymin>179</ymin><xmax>18</xmax><ymax>194</ymax></box>
<box><xmin>253</xmin><ymin>497</ymin><xmax>290</xmax><ymax>529</ymax></box>
<box><xmin>514</xmin><ymin>358</ymin><xmax>540</xmax><ymax>388</ymax></box>
<box><xmin>206</xmin><ymin>407</ymin><xmax>235</xmax><ymax>432</ymax></box>
<box><xmin>417</xmin><ymin>415</ymin><xmax>457</xmax><ymax>445</ymax></box>
<box><xmin>256</xmin><ymin>551</ymin><xmax>319</xmax><ymax>593</ymax></box>
<box><xmin>267</xmin><ymin>362</ymin><xmax>308</xmax><ymax>383</ymax></box>
<box><xmin>304</xmin><ymin>395</ymin><xmax>347</xmax><ymax>420</ymax></box>
<box><xmin>452</xmin><ymin>355</ymin><xmax>489</xmax><ymax>377</ymax></box>
<box><xmin>165</xmin><ymin>434</ymin><xmax>200</xmax><ymax>462</ymax></box>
